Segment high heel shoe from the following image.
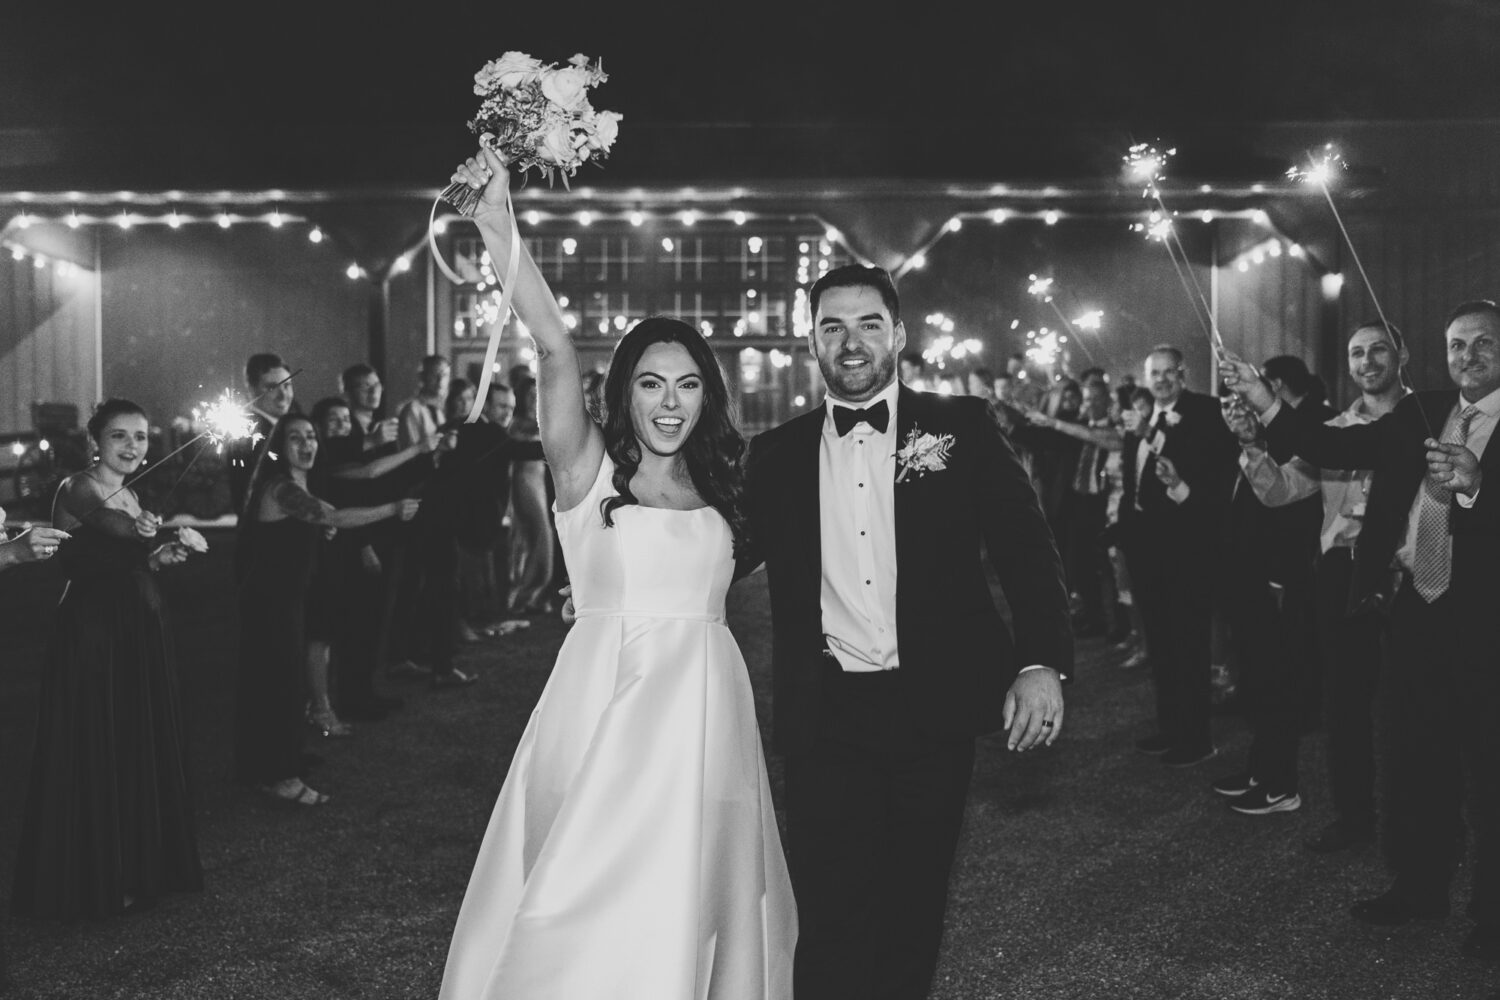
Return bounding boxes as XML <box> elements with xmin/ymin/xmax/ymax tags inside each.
<box><xmin>306</xmin><ymin>705</ymin><xmax>353</xmax><ymax>738</ymax></box>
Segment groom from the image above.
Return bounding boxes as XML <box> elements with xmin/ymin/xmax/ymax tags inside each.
<box><xmin>744</xmin><ymin>264</ymin><xmax>1073</xmax><ymax>999</ymax></box>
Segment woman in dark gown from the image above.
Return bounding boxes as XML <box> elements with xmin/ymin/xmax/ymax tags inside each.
<box><xmin>234</xmin><ymin>414</ymin><xmax>419</xmax><ymax>805</ymax></box>
<box><xmin>12</xmin><ymin>399</ymin><xmax>205</xmax><ymax>919</ymax></box>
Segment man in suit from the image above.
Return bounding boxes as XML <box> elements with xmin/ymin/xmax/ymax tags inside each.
<box><xmin>226</xmin><ymin>352</ymin><xmax>297</xmax><ymax>516</ymax></box>
<box><xmin>1212</xmin><ymin>363</ymin><xmax>1329</xmax><ymax>816</ymax></box>
<box><xmin>1223</xmin><ymin>300</ymin><xmax>1500</xmax><ymax>960</ymax></box>
<box><xmin>743</xmin><ymin>265</ymin><xmax>1073</xmax><ymax>1000</ymax></box>
<box><xmin>1121</xmin><ymin>346</ymin><xmax>1239</xmax><ymax>767</ymax></box>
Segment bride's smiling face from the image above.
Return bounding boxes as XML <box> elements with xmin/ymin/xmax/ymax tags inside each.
<box><xmin>629</xmin><ymin>342</ymin><xmax>704</xmax><ymax>458</ymax></box>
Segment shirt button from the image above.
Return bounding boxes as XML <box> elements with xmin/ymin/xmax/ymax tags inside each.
<box><xmin>860</xmin><ymin>530</ymin><xmax>866</xmax><ymax>536</ymax></box>
<box><xmin>865</xmin><ymin>579</ymin><xmax>871</xmax><ymax>585</ymax></box>
<box><xmin>858</xmin><ymin>483</ymin><xmax>864</xmax><ymax>488</ymax></box>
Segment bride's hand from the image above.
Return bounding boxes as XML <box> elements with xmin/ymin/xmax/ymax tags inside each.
<box><xmin>452</xmin><ymin>144</ymin><xmax>513</xmax><ymax>220</ymax></box>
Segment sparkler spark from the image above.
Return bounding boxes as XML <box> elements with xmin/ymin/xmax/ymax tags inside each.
<box><xmin>1131</xmin><ymin>211</ymin><xmax>1174</xmax><ymax>242</ymax></box>
<box><xmin>1026</xmin><ymin>275</ymin><xmax>1055</xmax><ymax>300</ymax></box>
<box><xmin>1286</xmin><ymin>143</ymin><xmax>1346</xmax><ymax>187</ymax></box>
<box><xmin>1124</xmin><ymin>143</ymin><xmax>1176</xmax><ymax>195</ymax></box>
<box><xmin>1074</xmin><ymin>310</ymin><xmax>1103</xmax><ymax>332</ymax></box>
<box><xmin>192</xmin><ymin>391</ymin><xmax>259</xmax><ymax>452</ymax></box>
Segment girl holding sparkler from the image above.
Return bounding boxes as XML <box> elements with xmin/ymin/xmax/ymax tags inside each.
<box><xmin>234</xmin><ymin>414</ymin><xmax>419</xmax><ymax>805</ymax></box>
<box><xmin>12</xmin><ymin>399</ymin><xmax>207</xmax><ymax>918</ymax></box>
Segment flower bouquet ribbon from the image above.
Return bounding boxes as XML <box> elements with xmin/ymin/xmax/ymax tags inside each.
<box><xmin>429</xmin><ymin>51</ymin><xmax>621</xmax><ymax>422</ymax></box>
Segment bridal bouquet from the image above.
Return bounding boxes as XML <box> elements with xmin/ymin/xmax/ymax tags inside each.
<box><xmin>440</xmin><ymin>51</ymin><xmax>622</xmax><ymax>214</ymax></box>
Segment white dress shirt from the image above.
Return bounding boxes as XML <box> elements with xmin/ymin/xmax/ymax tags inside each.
<box><xmin>819</xmin><ymin>382</ymin><xmax>1053</xmax><ymax>678</ymax></box>
<box><xmin>820</xmin><ymin>380</ymin><xmax>901</xmax><ymax>672</ymax></box>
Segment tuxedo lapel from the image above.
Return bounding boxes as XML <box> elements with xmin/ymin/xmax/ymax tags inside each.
<box><xmin>788</xmin><ymin>405</ymin><xmax>826</xmax><ymax>585</ymax></box>
<box><xmin>892</xmin><ymin>385</ymin><xmax>928</xmax><ymax>589</ymax></box>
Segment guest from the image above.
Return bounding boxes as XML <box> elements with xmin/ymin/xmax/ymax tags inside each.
<box><xmin>1013</xmin><ymin>377</ymin><xmax>1084</xmax><ymax>567</ymax></box>
<box><xmin>385</xmin><ymin>356</ymin><xmax>448</xmax><ymax>678</ymax></box>
<box><xmin>452</xmin><ymin>383</ymin><xmax>544</xmax><ymax>634</ymax></box>
<box><xmin>341</xmin><ymin>363</ymin><xmax>400</xmax><ymax>454</ymax></box>
<box><xmin>12</xmin><ymin>399</ymin><xmax>205</xmax><ymax>918</ymax></box>
<box><xmin>227</xmin><ymin>352</ymin><xmax>297</xmax><ymax>516</ymax></box>
<box><xmin>1223</xmin><ymin>300</ymin><xmax>1500</xmax><ymax>959</ymax></box>
<box><xmin>0</xmin><ymin>505</ymin><xmax>68</xmax><ymax>569</ymax></box>
<box><xmin>506</xmin><ymin>374</ymin><xmax>555</xmax><ymax>614</ymax></box>
<box><xmin>1251</xmin><ymin>355</ymin><xmax>1331</xmax><ymax>728</ymax></box>
<box><xmin>898</xmin><ymin>351</ymin><xmax>931</xmax><ymax>391</ymax></box>
<box><xmin>398</xmin><ymin>355</ymin><xmax>451</xmax><ymax>452</ymax></box>
<box><xmin>235</xmin><ymin>414</ymin><xmax>419</xmax><ymax>805</ymax></box>
<box><xmin>1108</xmin><ymin>387</ymin><xmax>1156</xmax><ymax>666</ymax></box>
<box><xmin>1126</xmin><ymin>346</ymin><xmax>1239</xmax><ymax>767</ymax></box>
<box><xmin>1212</xmin><ymin>388</ymin><xmax>1327</xmax><ymax>816</ymax></box>
<box><xmin>1028</xmin><ymin>376</ymin><xmax>1123</xmax><ymax>639</ymax></box>
<box><xmin>311</xmin><ymin>394</ymin><xmax>433</xmax><ymax>722</ymax></box>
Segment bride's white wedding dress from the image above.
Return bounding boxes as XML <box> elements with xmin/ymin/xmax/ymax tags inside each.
<box><xmin>439</xmin><ymin>455</ymin><xmax>796</xmax><ymax>999</ymax></box>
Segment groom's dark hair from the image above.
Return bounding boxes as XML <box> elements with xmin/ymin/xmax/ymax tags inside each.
<box><xmin>809</xmin><ymin>265</ymin><xmax>901</xmax><ymax>324</ymax></box>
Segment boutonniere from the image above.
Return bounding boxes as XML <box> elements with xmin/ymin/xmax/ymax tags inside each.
<box><xmin>895</xmin><ymin>426</ymin><xmax>955</xmax><ymax>483</ymax></box>
<box><xmin>1163</xmin><ymin>409</ymin><xmax>1182</xmax><ymax>427</ymax></box>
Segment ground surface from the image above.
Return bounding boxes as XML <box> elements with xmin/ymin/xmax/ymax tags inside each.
<box><xmin>0</xmin><ymin>529</ymin><xmax>1493</xmax><ymax>999</ymax></box>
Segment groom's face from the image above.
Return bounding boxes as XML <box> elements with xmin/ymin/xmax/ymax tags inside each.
<box><xmin>811</xmin><ymin>286</ymin><xmax>906</xmax><ymax>403</ymax></box>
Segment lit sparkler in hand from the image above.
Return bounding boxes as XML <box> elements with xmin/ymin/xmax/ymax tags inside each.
<box><xmin>1122</xmin><ymin>141</ymin><xmax>1226</xmax><ymax>363</ymax></box>
<box><xmin>1288</xmin><ymin>142</ymin><xmax>1433</xmax><ymax>433</ymax></box>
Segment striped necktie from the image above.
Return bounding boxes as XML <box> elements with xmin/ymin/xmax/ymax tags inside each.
<box><xmin>1409</xmin><ymin>404</ymin><xmax>1479</xmax><ymax>603</ymax></box>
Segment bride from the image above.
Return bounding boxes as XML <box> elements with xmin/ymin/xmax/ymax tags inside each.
<box><xmin>437</xmin><ymin>148</ymin><xmax>796</xmax><ymax>999</ymax></box>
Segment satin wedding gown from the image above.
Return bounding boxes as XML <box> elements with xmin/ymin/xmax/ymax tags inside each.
<box><xmin>439</xmin><ymin>455</ymin><xmax>796</xmax><ymax>999</ymax></box>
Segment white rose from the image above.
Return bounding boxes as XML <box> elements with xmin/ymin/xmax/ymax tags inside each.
<box><xmin>536</xmin><ymin>123</ymin><xmax>578</xmax><ymax>166</ymax></box>
<box><xmin>588</xmin><ymin>110</ymin><xmax>621</xmax><ymax>150</ymax></box>
<box><xmin>475</xmin><ymin>51</ymin><xmax>543</xmax><ymax>94</ymax></box>
<box><xmin>568</xmin><ymin>53</ymin><xmax>590</xmax><ymax>67</ymax></box>
<box><xmin>540</xmin><ymin>66</ymin><xmax>590</xmax><ymax>111</ymax></box>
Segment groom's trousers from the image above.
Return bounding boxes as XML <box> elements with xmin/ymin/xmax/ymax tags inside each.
<box><xmin>785</xmin><ymin>660</ymin><xmax>975</xmax><ymax>1000</ymax></box>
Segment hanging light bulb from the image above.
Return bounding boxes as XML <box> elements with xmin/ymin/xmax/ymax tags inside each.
<box><xmin>308</xmin><ymin>227</ymin><xmax>324</xmax><ymax>243</ymax></box>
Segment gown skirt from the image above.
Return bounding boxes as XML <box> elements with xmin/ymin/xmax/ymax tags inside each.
<box><xmin>439</xmin><ymin>456</ymin><xmax>796</xmax><ymax>999</ymax></box>
<box><xmin>11</xmin><ymin>524</ymin><xmax>202</xmax><ymax>919</ymax></box>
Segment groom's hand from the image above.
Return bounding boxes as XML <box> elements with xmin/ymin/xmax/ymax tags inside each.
<box><xmin>1003</xmin><ymin>668</ymin><xmax>1064</xmax><ymax>752</ymax></box>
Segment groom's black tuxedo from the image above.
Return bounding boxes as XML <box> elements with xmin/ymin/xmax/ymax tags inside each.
<box><xmin>743</xmin><ymin>383</ymin><xmax>1074</xmax><ymax>755</ymax></box>
<box><xmin>742</xmin><ymin>382</ymin><xmax>1071</xmax><ymax>1000</ymax></box>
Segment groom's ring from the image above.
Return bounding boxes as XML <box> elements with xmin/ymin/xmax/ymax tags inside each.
<box><xmin>1042</xmin><ymin>720</ymin><xmax>1055</xmax><ymax>728</ymax></box>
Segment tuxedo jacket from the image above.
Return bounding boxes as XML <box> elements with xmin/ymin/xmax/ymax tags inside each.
<box><xmin>743</xmin><ymin>384</ymin><xmax>1073</xmax><ymax>756</ymax></box>
<box><xmin>1262</xmin><ymin>389</ymin><xmax>1500</xmax><ymax>615</ymax></box>
<box><xmin>1119</xmin><ymin>390</ymin><xmax>1239</xmax><ymax>564</ymax></box>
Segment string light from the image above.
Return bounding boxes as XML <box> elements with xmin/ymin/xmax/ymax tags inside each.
<box><xmin>308</xmin><ymin>227</ymin><xmax>324</xmax><ymax>243</ymax></box>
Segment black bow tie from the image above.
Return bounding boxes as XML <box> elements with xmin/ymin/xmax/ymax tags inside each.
<box><xmin>832</xmin><ymin>400</ymin><xmax>889</xmax><ymax>436</ymax></box>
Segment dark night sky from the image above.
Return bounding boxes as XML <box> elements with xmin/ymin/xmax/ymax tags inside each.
<box><xmin>3</xmin><ymin>1</ymin><xmax>1498</xmax><ymax>189</ymax></box>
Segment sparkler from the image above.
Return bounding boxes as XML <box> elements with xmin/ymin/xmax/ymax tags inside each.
<box><xmin>1026</xmin><ymin>275</ymin><xmax>1098</xmax><ymax>365</ymax></box>
<box><xmin>1124</xmin><ymin>142</ymin><xmax>1228</xmax><ymax>363</ymax></box>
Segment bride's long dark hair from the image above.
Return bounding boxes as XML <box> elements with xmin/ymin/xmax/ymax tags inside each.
<box><xmin>598</xmin><ymin>317</ymin><xmax>747</xmax><ymax>554</ymax></box>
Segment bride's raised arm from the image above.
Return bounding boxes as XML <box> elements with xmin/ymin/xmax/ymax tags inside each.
<box><xmin>453</xmin><ymin>146</ymin><xmax>604</xmax><ymax>510</ymax></box>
